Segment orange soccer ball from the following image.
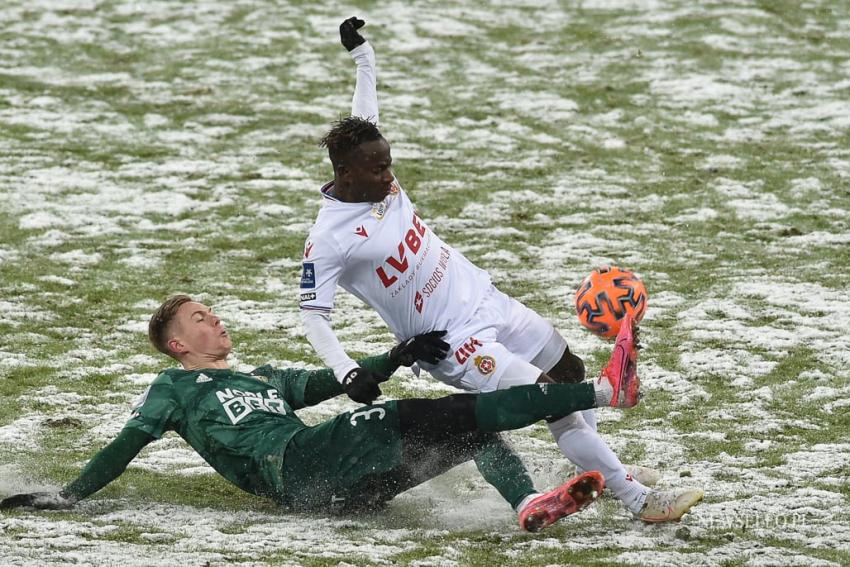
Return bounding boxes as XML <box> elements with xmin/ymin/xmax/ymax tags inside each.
<box><xmin>574</xmin><ymin>266</ymin><xmax>648</xmax><ymax>338</ymax></box>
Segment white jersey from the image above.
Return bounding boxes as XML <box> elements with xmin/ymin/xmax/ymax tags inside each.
<box><xmin>299</xmin><ymin>40</ymin><xmax>492</xmax><ymax>381</ymax></box>
<box><xmin>300</xmin><ymin>179</ymin><xmax>491</xmax><ymax>341</ymax></box>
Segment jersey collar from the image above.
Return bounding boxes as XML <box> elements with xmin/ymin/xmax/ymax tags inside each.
<box><xmin>320</xmin><ymin>181</ymin><xmax>340</xmax><ymax>202</ymax></box>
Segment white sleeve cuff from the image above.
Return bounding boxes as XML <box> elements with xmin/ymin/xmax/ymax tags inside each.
<box><xmin>301</xmin><ymin>309</ymin><xmax>359</xmax><ymax>382</ymax></box>
<box><xmin>349</xmin><ymin>41</ymin><xmax>375</xmax><ymax>66</ymax></box>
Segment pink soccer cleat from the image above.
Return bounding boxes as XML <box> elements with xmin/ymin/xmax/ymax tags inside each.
<box><xmin>518</xmin><ymin>471</ymin><xmax>605</xmax><ymax>532</ymax></box>
<box><xmin>598</xmin><ymin>313</ymin><xmax>641</xmax><ymax>408</ymax></box>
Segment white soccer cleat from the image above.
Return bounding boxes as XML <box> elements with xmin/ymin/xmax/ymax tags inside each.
<box><xmin>638</xmin><ymin>488</ymin><xmax>704</xmax><ymax>522</ymax></box>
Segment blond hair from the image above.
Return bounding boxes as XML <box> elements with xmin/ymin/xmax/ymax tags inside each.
<box><xmin>148</xmin><ymin>294</ymin><xmax>193</xmax><ymax>359</ymax></box>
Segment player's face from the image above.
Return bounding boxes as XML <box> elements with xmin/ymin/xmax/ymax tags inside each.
<box><xmin>342</xmin><ymin>138</ymin><xmax>394</xmax><ymax>203</ymax></box>
<box><xmin>170</xmin><ymin>302</ymin><xmax>232</xmax><ymax>360</ymax></box>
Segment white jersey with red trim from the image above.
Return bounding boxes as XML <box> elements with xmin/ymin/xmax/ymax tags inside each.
<box><xmin>299</xmin><ymin>179</ymin><xmax>490</xmax><ymax>341</ymax></box>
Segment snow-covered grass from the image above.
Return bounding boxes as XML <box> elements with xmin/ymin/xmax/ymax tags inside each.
<box><xmin>1</xmin><ymin>1</ymin><xmax>849</xmax><ymax>565</ymax></box>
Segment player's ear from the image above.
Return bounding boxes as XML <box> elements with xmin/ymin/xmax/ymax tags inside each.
<box><xmin>336</xmin><ymin>162</ymin><xmax>351</xmax><ymax>181</ymax></box>
<box><xmin>167</xmin><ymin>337</ymin><xmax>187</xmax><ymax>355</ymax></box>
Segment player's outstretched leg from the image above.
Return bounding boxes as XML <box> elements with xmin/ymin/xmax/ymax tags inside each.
<box><xmin>518</xmin><ymin>471</ymin><xmax>605</xmax><ymax>532</ymax></box>
<box><xmin>596</xmin><ymin>312</ymin><xmax>641</xmax><ymax>408</ymax></box>
<box><xmin>474</xmin><ymin>377</ymin><xmax>637</xmax><ymax>432</ymax></box>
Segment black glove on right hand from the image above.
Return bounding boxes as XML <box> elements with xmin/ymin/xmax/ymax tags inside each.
<box><xmin>339</xmin><ymin>16</ymin><xmax>366</xmax><ymax>51</ymax></box>
<box><xmin>0</xmin><ymin>492</ymin><xmax>74</xmax><ymax>510</ymax></box>
<box><xmin>390</xmin><ymin>330</ymin><xmax>451</xmax><ymax>366</ymax></box>
<box><xmin>342</xmin><ymin>367</ymin><xmax>387</xmax><ymax>404</ymax></box>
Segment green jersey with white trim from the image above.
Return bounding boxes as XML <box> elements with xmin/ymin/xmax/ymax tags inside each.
<box><xmin>126</xmin><ymin>367</ymin><xmax>305</xmax><ymax>500</ymax></box>
<box><xmin>58</xmin><ymin>354</ymin><xmax>397</xmax><ymax>504</ymax></box>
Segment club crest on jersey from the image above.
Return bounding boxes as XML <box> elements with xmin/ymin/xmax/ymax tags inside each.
<box><xmin>371</xmin><ymin>184</ymin><xmax>398</xmax><ymax>220</ymax></box>
<box><xmin>371</xmin><ymin>200</ymin><xmax>388</xmax><ymax>220</ymax></box>
<box><xmin>300</xmin><ymin>263</ymin><xmax>316</xmax><ymax>288</ymax></box>
<box><xmin>474</xmin><ymin>355</ymin><xmax>496</xmax><ymax>376</ymax></box>
<box><xmin>355</xmin><ymin>225</ymin><xmax>368</xmax><ymax>238</ymax></box>
<box><xmin>414</xmin><ymin>291</ymin><xmax>424</xmax><ymax>313</ymax></box>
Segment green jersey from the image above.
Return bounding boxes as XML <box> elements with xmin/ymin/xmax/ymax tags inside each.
<box><xmin>125</xmin><ymin>367</ymin><xmax>309</xmax><ymax>500</ymax></box>
<box><xmin>62</xmin><ymin>354</ymin><xmax>398</xmax><ymax>504</ymax></box>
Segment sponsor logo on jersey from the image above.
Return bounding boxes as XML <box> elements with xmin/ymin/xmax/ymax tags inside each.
<box><xmin>474</xmin><ymin>355</ymin><xmax>496</xmax><ymax>375</ymax></box>
<box><xmin>376</xmin><ymin>212</ymin><xmax>428</xmax><ymax>288</ymax></box>
<box><xmin>455</xmin><ymin>337</ymin><xmax>484</xmax><ymax>365</ymax></box>
<box><xmin>414</xmin><ymin>291</ymin><xmax>423</xmax><ymax>313</ymax></box>
<box><xmin>216</xmin><ymin>388</ymin><xmax>287</xmax><ymax>424</ymax></box>
<box><xmin>304</xmin><ymin>242</ymin><xmax>314</xmax><ymax>259</ymax></box>
<box><xmin>300</xmin><ymin>292</ymin><xmax>317</xmax><ymax>302</ymax></box>
<box><xmin>196</xmin><ymin>373</ymin><xmax>212</xmax><ymax>383</ymax></box>
<box><xmin>300</xmin><ymin>263</ymin><xmax>316</xmax><ymax>288</ymax></box>
<box><xmin>420</xmin><ymin>246</ymin><xmax>451</xmax><ymax>299</ymax></box>
<box><xmin>355</xmin><ymin>225</ymin><xmax>368</xmax><ymax>238</ymax></box>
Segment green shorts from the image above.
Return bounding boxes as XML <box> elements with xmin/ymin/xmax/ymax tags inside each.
<box><xmin>280</xmin><ymin>400</ymin><xmax>404</xmax><ymax>510</ymax></box>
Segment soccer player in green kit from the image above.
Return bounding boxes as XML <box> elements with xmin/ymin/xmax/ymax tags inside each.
<box><xmin>0</xmin><ymin>295</ymin><xmax>640</xmax><ymax>532</ymax></box>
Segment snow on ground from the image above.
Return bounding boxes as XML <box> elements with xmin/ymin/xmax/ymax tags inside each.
<box><xmin>1</xmin><ymin>0</ymin><xmax>849</xmax><ymax>565</ymax></box>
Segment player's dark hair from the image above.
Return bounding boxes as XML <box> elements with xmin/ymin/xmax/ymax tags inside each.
<box><xmin>148</xmin><ymin>294</ymin><xmax>193</xmax><ymax>359</ymax></box>
<box><xmin>320</xmin><ymin>116</ymin><xmax>383</xmax><ymax>169</ymax></box>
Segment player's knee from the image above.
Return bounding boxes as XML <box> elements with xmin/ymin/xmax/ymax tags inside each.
<box><xmin>548</xmin><ymin>350</ymin><xmax>586</xmax><ymax>383</ymax></box>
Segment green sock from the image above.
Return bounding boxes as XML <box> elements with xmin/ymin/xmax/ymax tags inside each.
<box><xmin>474</xmin><ymin>383</ymin><xmax>596</xmax><ymax>432</ymax></box>
<box><xmin>474</xmin><ymin>434</ymin><xmax>537</xmax><ymax>510</ymax></box>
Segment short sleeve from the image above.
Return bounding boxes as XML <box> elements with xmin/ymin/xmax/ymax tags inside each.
<box><xmin>124</xmin><ymin>376</ymin><xmax>178</xmax><ymax>439</ymax></box>
<box><xmin>299</xmin><ymin>234</ymin><xmax>344</xmax><ymax>313</ymax></box>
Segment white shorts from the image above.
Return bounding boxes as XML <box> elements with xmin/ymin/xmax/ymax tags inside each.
<box><xmin>419</xmin><ymin>285</ymin><xmax>564</xmax><ymax>393</ymax></box>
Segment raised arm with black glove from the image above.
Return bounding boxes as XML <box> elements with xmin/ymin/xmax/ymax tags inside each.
<box><xmin>339</xmin><ymin>16</ymin><xmax>366</xmax><ymax>51</ymax></box>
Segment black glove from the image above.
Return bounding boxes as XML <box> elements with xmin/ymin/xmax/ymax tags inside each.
<box><xmin>340</xmin><ymin>16</ymin><xmax>366</xmax><ymax>51</ymax></box>
<box><xmin>342</xmin><ymin>367</ymin><xmax>388</xmax><ymax>404</ymax></box>
<box><xmin>0</xmin><ymin>492</ymin><xmax>74</xmax><ymax>510</ymax></box>
<box><xmin>390</xmin><ymin>330</ymin><xmax>450</xmax><ymax>366</ymax></box>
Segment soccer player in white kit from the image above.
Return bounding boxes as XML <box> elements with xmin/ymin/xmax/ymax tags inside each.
<box><xmin>299</xmin><ymin>17</ymin><xmax>703</xmax><ymax>523</ymax></box>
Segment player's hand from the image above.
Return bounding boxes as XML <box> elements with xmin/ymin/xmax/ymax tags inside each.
<box><xmin>0</xmin><ymin>492</ymin><xmax>75</xmax><ymax>510</ymax></box>
<box><xmin>340</xmin><ymin>16</ymin><xmax>366</xmax><ymax>51</ymax></box>
<box><xmin>342</xmin><ymin>367</ymin><xmax>387</xmax><ymax>404</ymax></box>
<box><xmin>390</xmin><ymin>330</ymin><xmax>450</xmax><ymax>366</ymax></box>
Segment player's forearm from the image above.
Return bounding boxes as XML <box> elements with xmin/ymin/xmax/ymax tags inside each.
<box><xmin>350</xmin><ymin>41</ymin><xmax>378</xmax><ymax>124</ymax></box>
<box><xmin>303</xmin><ymin>353</ymin><xmax>398</xmax><ymax>405</ymax></box>
<box><xmin>62</xmin><ymin>428</ymin><xmax>153</xmax><ymax>502</ymax></box>
<box><xmin>358</xmin><ymin>353</ymin><xmax>399</xmax><ymax>378</ymax></box>
<box><xmin>301</xmin><ymin>309</ymin><xmax>359</xmax><ymax>381</ymax></box>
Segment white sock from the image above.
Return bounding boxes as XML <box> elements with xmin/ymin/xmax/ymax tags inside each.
<box><xmin>593</xmin><ymin>377</ymin><xmax>612</xmax><ymax>406</ymax></box>
<box><xmin>548</xmin><ymin>413</ymin><xmax>648</xmax><ymax>514</ymax></box>
<box><xmin>515</xmin><ymin>492</ymin><xmax>542</xmax><ymax>513</ymax></box>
